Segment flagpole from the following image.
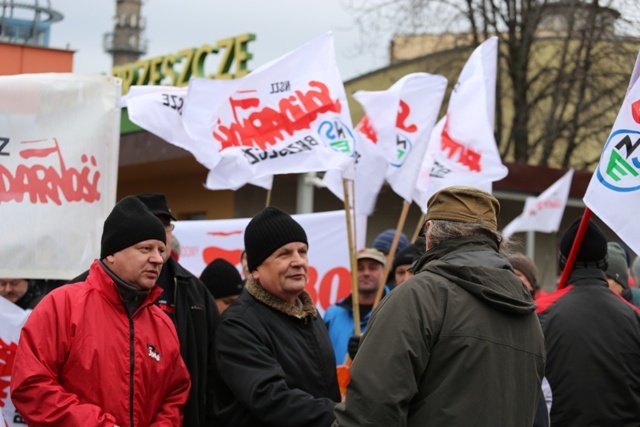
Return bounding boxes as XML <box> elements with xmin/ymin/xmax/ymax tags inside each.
<box><xmin>374</xmin><ymin>201</ymin><xmax>410</xmax><ymax>308</ymax></box>
<box><xmin>265</xmin><ymin>189</ymin><xmax>272</xmax><ymax>207</ymax></box>
<box><xmin>557</xmin><ymin>208</ymin><xmax>592</xmax><ymax>289</ymax></box>
<box><xmin>411</xmin><ymin>212</ymin><xmax>426</xmax><ymax>243</ymax></box>
<box><xmin>526</xmin><ymin>230</ymin><xmax>535</xmax><ymax>259</ymax></box>
<box><xmin>342</xmin><ymin>178</ymin><xmax>361</xmax><ymax>336</ymax></box>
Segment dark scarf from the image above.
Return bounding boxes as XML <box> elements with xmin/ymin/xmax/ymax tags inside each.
<box><xmin>100</xmin><ymin>260</ymin><xmax>150</xmax><ymax>317</ymax></box>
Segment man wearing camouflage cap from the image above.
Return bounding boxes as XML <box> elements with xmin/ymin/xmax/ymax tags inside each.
<box><xmin>334</xmin><ymin>186</ymin><xmax>545</xmax><ymax>426</ymax></box>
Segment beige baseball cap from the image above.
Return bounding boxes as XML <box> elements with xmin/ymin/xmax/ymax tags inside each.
<box><xmin>357</xmin><ymin>248</ymin><xmax>386</xmax><ymax>267</ymax></box>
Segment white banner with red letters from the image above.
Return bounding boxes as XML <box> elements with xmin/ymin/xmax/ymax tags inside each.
<box><xmin>375</xmin><ymin>73</ymin><xmax>447</xmax><ymax>203</ymax></box>
<box><xmin>503</xmin><ymin>168</ymin><xmax>574</xmax><ymax>238</ymax></box>
<box><xmin>122</xmin><ymin>86</ymin><xmax>273</xmax><ymax>190</ymax></box>
<box><xmin>0</xmin><ymin>297</ymin><xmax>32</xmax><ymax>427</ymax></box>
<box><xmin>173</xmin><ymin>210</ymin><xmax>366</xmax><ymax>315</ymax></box>
<box><xmin>323</xmin><ymin>73</ymin><xmax>447</xmax><ymax>215</ymax></box>
<box><xmin>413</xmin><ymin>37</ymin><xmax>508</xmax><ymax>212</ymax></box>
<box><xmin>0</xmin><ymin>74</ymin><xmax>121</xmax><ymax>280</ymax></box>
<box><xmin>182</xmin><ymin>32</ymin><xmax>356</xmax><ymax>191</ymax></box>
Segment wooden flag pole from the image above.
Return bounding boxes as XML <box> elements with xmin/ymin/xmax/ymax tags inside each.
<box><xmin>557</xmin><ymin>208</ymin><xmax>592</xmax><ymax>290</ymax></box>
<box><xmin>411</xmin><ymin>212</ymin><xmax>427</xmax><ymax>243</ymax></box>
<box><xmin>342</xmin><ymin>178</ymin><xmax>361</xmax><ymax>336</ymax></box>
<box><xmin>374</xmin><ymin>201</ymin><xmax>411</xmax><ymax>308</ymax></box>
<box><xmin>265</xmin><ymin>188</ymin><xmax>272</xmax><ymax>207</ymax></box>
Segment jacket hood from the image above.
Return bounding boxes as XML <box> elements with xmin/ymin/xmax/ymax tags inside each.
<box><xmin>418</xmin><ymin>236</ymin><xmax>537</xmax><ymax>315</ymax></box>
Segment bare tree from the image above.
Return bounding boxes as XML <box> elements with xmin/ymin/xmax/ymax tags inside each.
<box><xmin>344</xmin><ymin>0</ymin><xmax>640</xmax><ymax>169</ymax></box>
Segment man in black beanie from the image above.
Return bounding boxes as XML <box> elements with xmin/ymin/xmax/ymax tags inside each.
<box><xmin>11</xmin><ymin>196</ymin><xmax>191</xmax><ymax>426</ymax></box>
<box><xmin>536</xmin><ymin>217</ymin><xmax>640</xmax><ymax>426</ymax></box>
<box><xmin>214</xmin><ymin>206</ymin><xmax>340</xmax><ymax>427</ymax></box>
<box><xmin>135</xmin><ymin>193</ymin><xmax>220</xmax><ymax>427</ymax></box>
<box><xmin>200</xmin><ymin>258</ymin><xmax>244</xmax><ymax>313</ymax></box>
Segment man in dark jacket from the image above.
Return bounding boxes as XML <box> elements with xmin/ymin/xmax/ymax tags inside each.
<box><xmin>0</xmin><ymin>278</ymin><xmax>43</xmax><ymax>309</ymax></box>
<box><xmin>214</xmin><ymin>206</ymin><xmax>340</xmax><ymax>427</ymax></box>
<box><xmin>536</xmin><ymin>218</ymin><xmax>640</xmax><ymax>426</ymax></box>
<box><xmin>333</xmin><ymin>186</ymin><xmax>546</xmax><ymax>426</ymax></box>
<box><xmin>135</xmin><ymin>193</ymin><xmax>220</xmax><ymax>427</ymax></box>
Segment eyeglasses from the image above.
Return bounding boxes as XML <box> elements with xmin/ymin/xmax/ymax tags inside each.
<box><xmin>164</xmin><ymin>223</ymin><xmax>175</xmax><ymax>231</ymax></box>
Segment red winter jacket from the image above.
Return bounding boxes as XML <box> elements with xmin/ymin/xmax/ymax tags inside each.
<box><xmin>10</xmin><ymin>260</ymin><xmax>191</xmax><ymax>427</ymax></box>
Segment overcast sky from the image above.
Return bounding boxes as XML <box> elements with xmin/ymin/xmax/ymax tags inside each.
<box><xmin>48</xmin><ymin>0</ymin><xmax>389</xmax><ymax>81</ymax></box>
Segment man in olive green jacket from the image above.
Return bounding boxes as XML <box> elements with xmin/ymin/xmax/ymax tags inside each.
<box><xmin>334</xmin><ymin>186</ymin><xmax>545</xmax><ymax>426</ymax></box>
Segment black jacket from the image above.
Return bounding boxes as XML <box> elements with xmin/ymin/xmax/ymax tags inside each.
<box><xmin>537</xmin><ymin>268</ymin><xmax>640</xmax><ymax>426</ymax></box>
<box><xmin>15</xmin><ymin>281</ymin><xmax>45</xmax><ymax>310</ymax></box>
<box><xmin>166</xmin><ymin>257</ymin><xmax>220</xmax><ymax>427</ymax></box>
<box><xmin>214</xmin><ymin>277</ymin><xmax>340</xmax><ymax>427</ymax></box>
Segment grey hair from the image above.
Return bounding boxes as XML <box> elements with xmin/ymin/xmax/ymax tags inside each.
<box><xmin>426</xmin><ymin>219</ymin><xmax>506</xmax><ymax>250</ymax></box>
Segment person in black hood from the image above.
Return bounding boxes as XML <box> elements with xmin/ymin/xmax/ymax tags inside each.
<box><xmin>334</xmin><ymin>186</ymin><xmax>545</xmax><ymax>427</ymax></box>
<box><xmin>0</xmin><ymin>278</ymin><xmax>43</xmax><ymax>309</ymax></box>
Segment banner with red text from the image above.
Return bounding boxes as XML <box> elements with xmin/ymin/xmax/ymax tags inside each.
<box><xmin>322</xmin><ymin>73</ymin><xmax>447</xmax><ymax>214</ymax></box>
<box><xmin>122</xmin><ymin>86</ymin><xmax>273</xmax><ymax>189</ymax></box>
<box><xmin>173</xmin><ymin>210</ymin><xmax>366</xmax><ymax>315</ymax></box>
<box><xmin>503</xmin><ymin>168</ymin><xmax>574</xmax><ymax>239</ymax></box>
<box><xmin>182</xmin><ymin>32</ymin><xmax>355</xmax><ymax>190</ymax></box>
<box><xmin>413</xmin><ymin>37</ymin><xmax>508</xmax><ymax>212</ymax></box>
<box><xmin>0</xmin><ymin>74</ymin><xmax>121</xmax><ymax>280</ymax></box>
<box><xmin>0</xmin><ymin>297</ymin><xmax>32</xmax><ymax>427</ymax></box>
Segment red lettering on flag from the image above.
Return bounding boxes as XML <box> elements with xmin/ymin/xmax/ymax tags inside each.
<box><xmin>440</xmin><ymin>116</ymin><xmax>482</xmax><ymax>172</ymax></box>
<box><xmin>0</xmin><ymin>338</ymin><xmax>19</xmax><ymax>407</ymax></box>
<box><xmin>396</xmin><ymin>100</ymin><xmax>417</xmax><ymax>133</ymax></box>
<box><xmin>213</xmin><ymin>81</ymin><xmax>342</xmax><ymax>150</ymax></box>
<box><xmin>356</xmin><ymin>116</ymin><xmax>377</xmax><ymax>143</ymax></box>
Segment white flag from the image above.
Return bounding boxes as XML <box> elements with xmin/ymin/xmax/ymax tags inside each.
<box><xmin>381</xmin><ymin>73</ymin><xmax>447</xmax><ymax>202</ymax></box>
<box><xmin>182</xmin><ymin>32</ymin><xmax>355</xmax><ymax>191</ymax></box>
<box><xmin>413</xmin><ymin>37</ymin><xmax>508</xmax><ymax>212</ymax></box>
<box><xmin>583</xmin><ymin>52</ymin><xmax>640</xmax><ymax>256</ymax></box>
<box><xmin>322</xmin><ymin>118</ymin><xmax>389</xmax><ymax>216</ymax></box>
<box><xmin>0</xmin><ymin>74</ymin><xmax>120</xmax><ymax>279</ymax></box>
<box><xmin>124</xmin><ymin>86</ymin><xmax>218</xmax><ymax>168</ymax></box>
<box><xmin>123</xmin><ymin>86</ymin><xmax>273</xmax><ymax>190</ymax></box>
<box><xmin>323</xmin><ymin>73</ymin><xmax>447</xmax><ymax>215</ymax></box>
<box><xmin>503</xmin><ymin>169</ymin><xmax>574</xmax><ymax>238</ymax></box>
<box><xmin>0</xmin><ymin>297</ymin><xmax>32</xmax><ymax>427</ymax></box>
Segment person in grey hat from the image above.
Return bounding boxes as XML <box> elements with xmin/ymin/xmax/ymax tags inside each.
<box><xmin>11</xmin><ymin>196</ymin><xmax>190</xmax><ymax>426</ymax></box>
<box><xmin>334</xmin><ymin>186</ymin><xmax>545</xmax><ymax>427</ymax></box>
<box><xmin>606</xmin><ymin>241</ymin><xmax>640</xmax><ymax>308</ymax></box>
<box><xmin>214</xmin><ymin>206</ymin><xmax>340</xmax><ymax>427</ymax></box>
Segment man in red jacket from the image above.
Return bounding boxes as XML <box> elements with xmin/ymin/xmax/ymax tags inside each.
<box><xmin>10</xmin><ymin>196</ymin><xmax>191</xmax><ymax>427</ymax></box>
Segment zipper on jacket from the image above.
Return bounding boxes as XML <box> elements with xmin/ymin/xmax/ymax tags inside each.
<box><xmin>128</xmin><ymin>314</ymin><xmax>135</xmax><ymax>427</ymax></box>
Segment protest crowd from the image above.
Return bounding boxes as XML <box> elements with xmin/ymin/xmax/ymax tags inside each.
<box><xmin>3</xmin><ymin>33</ymin><xmax>640</xmax><ymax>427</ymax></box>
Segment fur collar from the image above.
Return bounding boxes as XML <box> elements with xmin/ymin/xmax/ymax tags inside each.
<box><xmin>246</xmin><ymin>276</ymin><xmax>317</xmax><ymax>320</ymax></box>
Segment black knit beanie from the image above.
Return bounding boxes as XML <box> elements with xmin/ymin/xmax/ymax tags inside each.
<box><xmin>558</xmin><ymin>217</ymin><xmax>608</xmax><ymax>271</ymax></box>
<box><xmin>393</xmin><ymin>244</ymin><xmax>417</xmax><ymax>272</ymax></box>
<box><xmin>100</xmin><ymin>196</ymin><xmax>167</xmax><ymax>259</ymax></box>
<box><xmin>244</xmin><ymin>207</ymin><xmax>308</xmax><ymax>272</ymax></box>
<box><xmin>200</xmin><ymin>258</ymin><xmax>244</xmax><ymax>299</ymax></box>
